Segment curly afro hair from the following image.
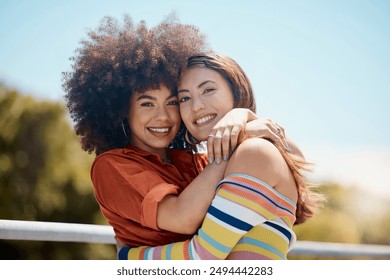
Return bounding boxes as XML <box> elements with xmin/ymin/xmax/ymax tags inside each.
<box><xmin>63</xmin><ymin>14</ymin><xmax>209</xmax><ymax>155</ymax></box>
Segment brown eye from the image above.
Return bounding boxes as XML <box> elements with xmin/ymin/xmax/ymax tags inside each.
<box><xmin>179</xmin><ymin>96</ymin><xmax>190</xmax><ymax>103</ymax></box>
<box><xmin>167</xmin><ymin>100</ymin><xmax>179</xmax><ymax>106</ymax></box>
<box><xmin>203</xmin><ymin>88</ymin><xmax>215</xmax><ymax>94</ymax></box>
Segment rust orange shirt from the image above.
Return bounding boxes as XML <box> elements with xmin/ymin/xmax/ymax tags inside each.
<box><xmin>91</xmin><ymin>144</ymin><xmax>208</xmax><ymax>247</ymax></box>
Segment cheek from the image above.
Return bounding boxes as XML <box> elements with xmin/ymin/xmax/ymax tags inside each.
<box><xmin>219</xmin><ymin>97</ymin><xmax>234</xmax><ymax>117</ymax></box>
<box><xmin>222</xmin><ymin>91</ymin><xmax>235</xmax><ymax>110</ymax></box>
<box><xmin>169</xmin><ymin>108</ymin><xmax>181</xmax><ymax>125</ymax></box>
<box><xmin>222</xmin><ymin>104</ymin><xmax>234</xmax><ymax>116</ymax></box>
<box><xmin>128</xmin><ymin>115</ymin><xmax>143</xmax><ymax>134</ymax></box>
<box><xmin>179</xmin><ymin>104</ymin><xmax>190</xmax><ymax>125</ymax></box>
<box><xmin>212</xmin><ymin>95</ymin><xmax>234</xmax><ymax>120</ymax></box>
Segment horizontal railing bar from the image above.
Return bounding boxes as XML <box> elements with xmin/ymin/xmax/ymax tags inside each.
<box><xmin>1</xmin><ymin>219</ymin><xmax>390</xmax><ymax>258</ymax></box>
<box><xmin>0</xmin><ymin>219</ymin><xmax>115</xmax><ymax>244</ymax></box>
<box><xmin>288</xmin><ymin>240</ymin><xmax>390</xmax><ymax>258</ymax></box>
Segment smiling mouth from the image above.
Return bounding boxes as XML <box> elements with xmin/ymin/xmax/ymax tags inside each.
<box><xmin>194</xmin><ymin>114</ymin><xmax>216</xmax><ymax>126</ymax></box>
<box><xmin>148</xmin><ymin>127</ymin><xmax>170</xmax><ymax>134</ymax></box>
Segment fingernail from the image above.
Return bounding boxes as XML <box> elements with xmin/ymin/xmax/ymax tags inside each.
<box><xmin>223</xmin><ymin>155</ymin><xmax>228</xmax><ymax>161</ymax></box>
<box><xmin>208</xmin><ymin>156</ymin><xmax>214</xmax><ymax>164</ymax></box>
<box><xmin>215</xmin><ymin>158</ymin><xmax>221</xmax><ymax>165</ymax></box>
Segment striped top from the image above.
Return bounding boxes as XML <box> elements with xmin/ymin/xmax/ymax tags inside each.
<box><xmin>221</xmin><ymin>174</ymin><xmax>297</xmax><ymax>259</ymax></box>
<box><xmin>119</xmin><ymin>173</ymin><xmax>297</xmax><ymax>260</ymax></box>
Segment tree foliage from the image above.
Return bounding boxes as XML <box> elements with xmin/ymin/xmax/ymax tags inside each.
<box><xmin>294</xmin><ymin>182</ymin><xmax>390</xmax><ymax>246</ymax></box>
<box><xmin>0</xmin><ymin>84</ymin><xmax>116</xmax><ymax>259</ymax></box>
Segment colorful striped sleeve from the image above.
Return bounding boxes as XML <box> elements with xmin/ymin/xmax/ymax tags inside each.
<box><xmin>118</xmin><ymin>173</ymin><xmax>296</xmax><ymax>260</ymax></box>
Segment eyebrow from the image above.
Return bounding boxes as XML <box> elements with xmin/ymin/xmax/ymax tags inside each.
<box><xmin>178</xmin><ymin>80</ymin><xmax>216</xmax><ymax>94</ymax></box>
<box><xmin>136</xmin><ymin>94</ymin><xmax>155</xmax><ymax>101</ymax></box>
<box><xmin>136</xmin><ymin>92</ymin><xmax>176</xmax><ymax>101</ymax></box>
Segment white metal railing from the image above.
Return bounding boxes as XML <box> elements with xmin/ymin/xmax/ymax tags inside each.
<box><xmin>288</xmin><ymin>240</ymin><xmax>390</xmax><ymax>258</ymax></box>
<box><xmin>0</xmin><ymin>219</ymin><xmax>115</xmax><ymax>244</ymax></box>
<box><xmin>1</xmin><ymin>219</ymin><xmax>390</xmax><ymax>259</ymax></box>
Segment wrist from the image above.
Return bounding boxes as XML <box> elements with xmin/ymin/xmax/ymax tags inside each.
<box><xmin>246</xmin><ymin>109</ymin><xmax>258</xmax><ymax>121</ymax></box>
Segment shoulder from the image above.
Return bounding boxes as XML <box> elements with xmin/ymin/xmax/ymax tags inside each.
<box><xmin>91</xmin><ymin>148</ymin><xmax>144</xmax><ymax>177</ymax></box>
<box><xmin>232</xmin><ymin>138</ymin><xmax>283</xmax><ymax>164</ymax></box>
<box><xmin>92</xmin><ymin>149</ymin><xmax>123</xmax><ymax>169</ymax></box>
<box><xmin>225</xmin><ymin>138</ymin><xmax>286</xmax><ymax>187</ymax></box>
<box><xmin>236</xmin><ymin>137</ymin><xmax>278</xmax><ymax>152</ymax></box>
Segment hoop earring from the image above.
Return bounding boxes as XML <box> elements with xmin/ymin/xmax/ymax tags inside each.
<box><xmin>121</xmin><ymin>120</ymin><xmax>128</xmax><ymax>139</ymax></box>
<box><xmin>185</xmin><ymin>129</ymin><xmax>199</xmax><ymax>145</ymax></box>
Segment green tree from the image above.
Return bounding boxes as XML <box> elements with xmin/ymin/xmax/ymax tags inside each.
<box><xmin>291</xmin><ymin>182</ymin><xmax>390</xmax><ymax>259</ymax></box>
<box><xmin>0</xmin><ymin>84</ymin><xmax>116</xmax><ymax>259</ymax></box>
<box><xmin>294</xmin><ymin>183</ymin><xmax>361</xmax><ymax>243</ymax></box>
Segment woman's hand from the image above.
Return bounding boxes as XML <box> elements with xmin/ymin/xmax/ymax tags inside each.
<box><xmin>207</xmin><ymin>108</ymin><xmax>290</xmax><ymax>164</ymax></box>
<box><xmin>245</xmin><ymin>119</ymin><xmax>306</xmax><ymax>159</ymax></box>
<box><xmin>244</xmin><ymin>119</ymin><xmax>290</xmax><ymax>152</ymax></box>
<box><xmin>207</xmin><ymin>108</ymin><xmax>255</xmax><ymax>164</ymax></box>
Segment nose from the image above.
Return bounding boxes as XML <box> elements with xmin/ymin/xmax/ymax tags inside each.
<box><xmin>191</xmin><ymin>96</ymin><xmax>205</xmax><ymax>112</ymax></box>
<box><xmin>155</xmin><ymin>106</ymin><xmax>169</xmax><ymax>121</ymax></box>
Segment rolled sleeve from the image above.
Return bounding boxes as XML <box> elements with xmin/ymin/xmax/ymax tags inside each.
<box><xmin>92</xmin><ymin>153</ymin><xmax>182</xmax><ymax>231</ymax></box>
<box><xmin>141</xmin><ymin>182</ymin><xmax>180</xmax><ymax>230</ymax></box>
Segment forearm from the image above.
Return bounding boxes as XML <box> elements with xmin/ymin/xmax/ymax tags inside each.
<box><xmin>119</xmin><ymin>175</ymin><xmax>267</xmax><ymax>260</ymax></box>
<box><xmin>157</xmin><ymin>161</ymin><xmax>227</xmax><ymax>234</ymax></box>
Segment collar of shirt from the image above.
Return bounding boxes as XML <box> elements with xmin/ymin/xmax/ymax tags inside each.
<box><xmin>123</xmin><ymin>144</ymin><xmax>194</xmax><ymax>166</ymax></box>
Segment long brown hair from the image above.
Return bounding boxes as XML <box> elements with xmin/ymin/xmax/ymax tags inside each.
<box><xmin>270</xmin><ymin>141</ymin><xmax>325</xmax><ymax>224</ymax></box>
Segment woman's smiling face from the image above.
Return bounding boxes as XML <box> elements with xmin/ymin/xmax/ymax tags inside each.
<box><xmin>128</xmin><ymin>85</ymin><xmax>180</xmax><ymax>156</ymax></box>
<box><xmin>178</xmin><ymin>67</ymin><xmax>234</xmax><ymax>141</ymax></box>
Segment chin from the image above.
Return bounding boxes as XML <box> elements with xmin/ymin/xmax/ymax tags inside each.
<box><xmin>195</xmin><ymin>133</ymin><xmax>208</xmax><ymax>142</ymax></box>
<box><xmin>151</xmin><ymin>139</ymin><xmax>172</xmax><ymax>148</ymax></box>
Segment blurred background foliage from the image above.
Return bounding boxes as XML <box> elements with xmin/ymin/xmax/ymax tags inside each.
<box><xmin>1</xmin><ymin>84</ymin><xmax>389</xmax><ymax>259</ymax></box>
<box><xmin>0</xmin><ymin>84</ymin><xmax>116</xmax><ymax>259</ymax></box>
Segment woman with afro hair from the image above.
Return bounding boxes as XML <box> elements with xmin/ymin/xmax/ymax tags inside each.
<box><xmin>63</xmin><ymin>15</ymin><xmax>306</xmax><ymax>259</ymax></box>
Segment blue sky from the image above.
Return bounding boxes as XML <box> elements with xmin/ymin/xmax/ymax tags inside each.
<box><xmin>1</xmin><ymin>0</ymin><xmax>389</xmax><ymax>198</ymax></box>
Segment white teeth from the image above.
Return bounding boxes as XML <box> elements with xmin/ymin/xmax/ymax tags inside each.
<box><xmin>196</xmin><ymin>115</ymin><xmax>215</xmax><ymax>125</ymax></box>
<box><xmin>149</xmin><ymin>128</ymin><xmax>169</xmax><ymax>133</ymax></box>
